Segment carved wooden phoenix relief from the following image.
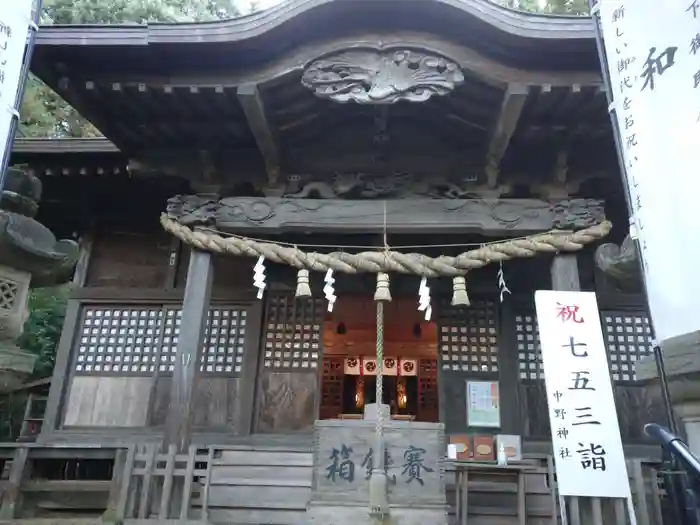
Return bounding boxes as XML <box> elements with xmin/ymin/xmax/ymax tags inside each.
<box><xmin>166</xmin><ymin>195</ymin><xmax>605</xmax><ymax>236</ymax></box>
<box><xmin>301</xmin><ymin>49</ymin><xmax>464</xmax><ymax>104</ymax></box>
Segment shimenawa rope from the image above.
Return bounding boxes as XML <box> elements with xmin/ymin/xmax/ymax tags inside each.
<box><xmin>160</xmin><ymin>214</ymin><xmax>612</xmax><ymax>277</ymax></box>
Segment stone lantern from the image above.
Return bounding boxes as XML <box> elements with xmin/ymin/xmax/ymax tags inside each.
<box><xmin>0</xmin><ymin>166</ymin><xmax>79</xmax><ymax>392</ymax></box>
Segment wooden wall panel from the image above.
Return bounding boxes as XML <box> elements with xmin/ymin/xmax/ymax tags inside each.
<box><xmin>441</xmin><ymin>373</ymin><xmax>467</xmax><ymax>434</ymax></box>
<box><xmin>614</xmin><ymin>385</ymin><xmax>667</xmax><ymax>443</ymax></box>
<box><xmin>150</xmin><ymin>377</ymin><xmax>242</xmax><ymax>430</ymax></box>
<box><xmin>85</xmin><ymin>230</ymin><xmax>171</xmax><ymax>288</ymax></box>
<box><xmin>519</xmin><ymin>382</ymin><xmax>551</xmax><ymax>439</ymax></box>
<box><xmin>176</xmin><ymin>251</ymin><xmax>256</xmax><ymax>290</ymax></box>
<box><xmin>323</xmin><ymin>322</ymin><xmax>437</xmax><ymax>358</ymax></box>
<box><xmin>255</xmin><ymin>372</ymin><xmax>317</xmax><ymax>433</ymax></box>
<box><xmin>63</xmin><ymin>376</ymin><xmax>150</xmax><ymax>427</ymax></box>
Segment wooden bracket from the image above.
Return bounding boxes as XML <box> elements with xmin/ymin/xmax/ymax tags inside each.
<box><xmin>237</xmin><ymin>83</ymin><xmax>280</xmax><ymax>185</ymax></box>
<box><xmin>485</xmin><ymin>83</ymin><xmax>529</xmax><ymax>187</ymax></box>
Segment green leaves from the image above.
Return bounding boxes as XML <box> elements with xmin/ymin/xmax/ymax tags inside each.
<box><xmin>496</xmin><ymin>0</ymin><xmax>590</xmax><ymax>15</ymax></box>
<box><xmin>0</xmin><ymin>288</ymin><xmax>67</xmax><ymax>440</ymax></box>
<box><xmin>16</xmin><ymin>287</ymin><xmax>69</xmax><ymax>380</ymax></box>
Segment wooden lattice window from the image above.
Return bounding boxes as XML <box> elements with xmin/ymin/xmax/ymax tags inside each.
<box><xmin>75</xmin><ymin>307</ymin><xmax>162</xmax><ymax>374</ymax></box>
<box><xmin>439</xmin><ymin>301</ymin><xmax>498</xmax><ymax>373</ymax></box>
<box><xmin>417</xmin><ymin>358</ymin><xmax>439</xmax><ymax>422</ymax></box>
<box><xmin>74</xmin><ymin>305</ymin><xmax>248</xmax><ymax>376</ymax></box>
<box><xmin>320</xmin><ymin>357</ymin><xmax>344</xmax><ymax>420</ymax></box>
<box><xmin>263</xmin><ymin>295</ymin><xmax>323</xmax><ymax>370</ymax></box>
<box><xmin>601</xmin><ymin>311</ymin><xmax>653</xmax><ymax>381</ymax></box>
<box><xmin>515</xmin><ymin>314</ymin><xmax>544</xmax><ymax>380</ymax></box>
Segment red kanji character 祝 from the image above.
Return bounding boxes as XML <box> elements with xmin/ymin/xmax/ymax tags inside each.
<box><xmin>556</xmin><ymin>303</ymin><xmax>584</xmax><ymax>324</ymax></box>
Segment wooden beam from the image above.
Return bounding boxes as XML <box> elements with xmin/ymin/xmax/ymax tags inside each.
<box><xmin>485</xmin><ymin>83</ymin><xmax>529</xmax><ymax>187</ymax></box>
<box><xmin>551</xmin><ymin>254</ymin><xmax>581</xmax><ymax>291</ymax></box>
<box><xmin>163</xmin><ymin>249</ymin><xmax>213</xmax><ymax>452</ymax></box>
<box><xmin>167</xmin><ymin>195</ymin><xmax>606</xmax><ymax>237</ymax></box>
<box><xmin>71</xmin><ymin>231</ymin><xmax>94</xmax><ymax>288</ymax></box>
<box><xmin>237</xmin><ymin>83</ymin><xmax>280</xmax><ymax>185</ymax></box>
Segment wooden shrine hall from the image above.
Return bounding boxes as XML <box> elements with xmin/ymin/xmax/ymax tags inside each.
<box><xmin>0</xmin><ymin>1</ymin><xmax>673</xmax><ymax>524</ymax></box>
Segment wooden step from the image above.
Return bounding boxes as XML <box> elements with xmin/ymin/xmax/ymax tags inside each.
<box><xmin>194</xmin><ymin>448</ymin><xmax>313</xmax><ymax>525</ymax></box>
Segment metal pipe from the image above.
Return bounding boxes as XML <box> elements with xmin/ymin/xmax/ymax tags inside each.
<box><xmin>646</xmin><ymin>424</ymin><xmax>700</xmax><ymax>478</ymax></box>
<box><xmin>0</xmin><ymin>0</ymin><xmax>44</xmax><ymax>194</ymax></box>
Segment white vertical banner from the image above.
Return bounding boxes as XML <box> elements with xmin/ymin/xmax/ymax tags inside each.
<box><xmin>0</xmin><ymin>0</ymin><xmax>34</xmax><ymax>169</ymax></box>
<box><xmin>535</xmin><ymin>290</ymin><xmax>630</xmax><ymax>498</ymax></box>
<box><xmin>598</xmin><ymin>0</ymin><xmax>700</xmax><ymax>342</ymax></box>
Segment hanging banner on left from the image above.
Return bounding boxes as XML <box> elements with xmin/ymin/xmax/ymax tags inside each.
<box><xmin>0</xmin><ymin>1</ymin><xmax>34</xmax><ymax>170</ymax></box>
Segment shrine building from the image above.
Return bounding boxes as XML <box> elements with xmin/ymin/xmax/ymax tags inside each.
<box><xmin>0</xmin><ymin>1</ymin><xmax>672</xmax><ymax>524</ymax></box>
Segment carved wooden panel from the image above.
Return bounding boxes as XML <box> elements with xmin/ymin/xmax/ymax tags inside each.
<box><xmin>601</xmin><ymin>311</ymin><xmax>653</xmax><ymax>381</ymax></box>
<box><xmin>417</xmin><ymin>358</ymin><xmax>439</xmax><ymax>422</ymax></box>
<box><xmin>263</xmin><ymin>294</ymin><xmax>323</xmax><ymax>371</ymax></box>
<box><xmin>255</xmin><ymin>372</ymin><xmax>317</xmax><ymax>433</ymax></box>
<box><xmin>439</xmin><ymin>301</ymin><xmax>498</xmax><ymax>373</ymax></box>
<box><xmin>320</xmin><ymin>357</ymin><xmax>343</xmax><ymax>420</ymax></box>
<box><xmin>301</xmin><ymin>49</ymin><xmax>464</xmax><ymax>104</ymax></box>
<box><xmin>73</xmin><ymin>304</ymin><xmax>248</xmax><ymax>376</ymax></box>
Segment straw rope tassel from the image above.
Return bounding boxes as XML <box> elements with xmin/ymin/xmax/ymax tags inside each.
<box><xmin>295</xmin><ymin>269</ymin><xmax>312</xmax><ymax>298</ymax></box>
<box><xmin>370</xmin><ymin>274</ymin><xmax>391</xmax><ymax>519</ymax></box>
<box><xmin>451</xmin><ymin>276</ymin><xmax>470</xmax><ymax>306</ymax></box>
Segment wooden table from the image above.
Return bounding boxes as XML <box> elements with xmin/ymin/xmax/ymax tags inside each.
<box><xmin>450</xmin><ymin>461</ymin><xmax>538</xmax><ymax>525</ymax></box>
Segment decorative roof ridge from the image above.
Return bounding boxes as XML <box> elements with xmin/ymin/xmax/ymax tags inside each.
<box><xmin>36</xmin><ymin>0</ymin><xmax>595</xmax><ymax>46</ymax></box>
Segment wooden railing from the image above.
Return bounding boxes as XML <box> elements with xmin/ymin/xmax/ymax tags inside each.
<box><xmin>0</xmin><ymin>444</ymin><xmax>117</xmax><ymax>520</ymax></box>
<box><xmin>114</xmin><ymin>444</ymin><xmax>212</xmax><ymax>522</ymax></box>
<box><xmin>0</xmin><ymin>443</ymin><xmax>673</xmax><ymax>525</ymax></box>
<box><xmin>448</xmin><ymin>456</ymin><xmax>669</xmax><ymax>525</ymax></box>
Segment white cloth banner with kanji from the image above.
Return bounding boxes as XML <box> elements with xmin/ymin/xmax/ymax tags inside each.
<box><xmin>0</xmin><ymin>1</ymin><xmax>34</xmax><ymax>171</ymax></box>
<box><xmin>535</xmin><ymin>290</ymin><xmax>630</xmax><ymax>498</ymax></box>
<box><xmin>599</xmin><ymin>0</ymin><xmax>700</xmax><ymax>342</ymax></box>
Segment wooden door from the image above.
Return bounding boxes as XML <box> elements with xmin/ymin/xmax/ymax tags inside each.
<box><xmin>320</xmin><ymin>357</ymin><xmax>344</xmax><ymax>419</ymax></box>
<box><xmin>417</xmin><ymin>358</ymin><xmax>439</xmax><ymax>422</ymax></box>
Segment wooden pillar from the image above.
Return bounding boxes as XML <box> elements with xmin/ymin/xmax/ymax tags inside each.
<box><xmin>39</xmin><ymin>232</ymin><xmax>93</xmax><ymax>442</ymax></box>
<box><xmin>550</xmin><ymin>253</ymin><xmax>592</xmax><ymax>521</ymax></box>
<box><xmin>550</xmin><ymin>254</ymin><xmax>581</xmax><ymax>292</ymax></box>
<box><xmin>38</xmin><ymin>299</ymin><xmax>81</xmax><ymax>441</ymax></box>
<box><xmin>164</xmin><ymin>249</ymin><xmax>213</xmax><ymax>451</ymax></box>
<box><xmin>0</xmin><ymin>447</ymin><xmax>30</xmax><ymax>519</ymax></box>
<box><xmin>498</xmin><ymin>300</ymin><xmax>522</xmax><ymax>435</ymax></box>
